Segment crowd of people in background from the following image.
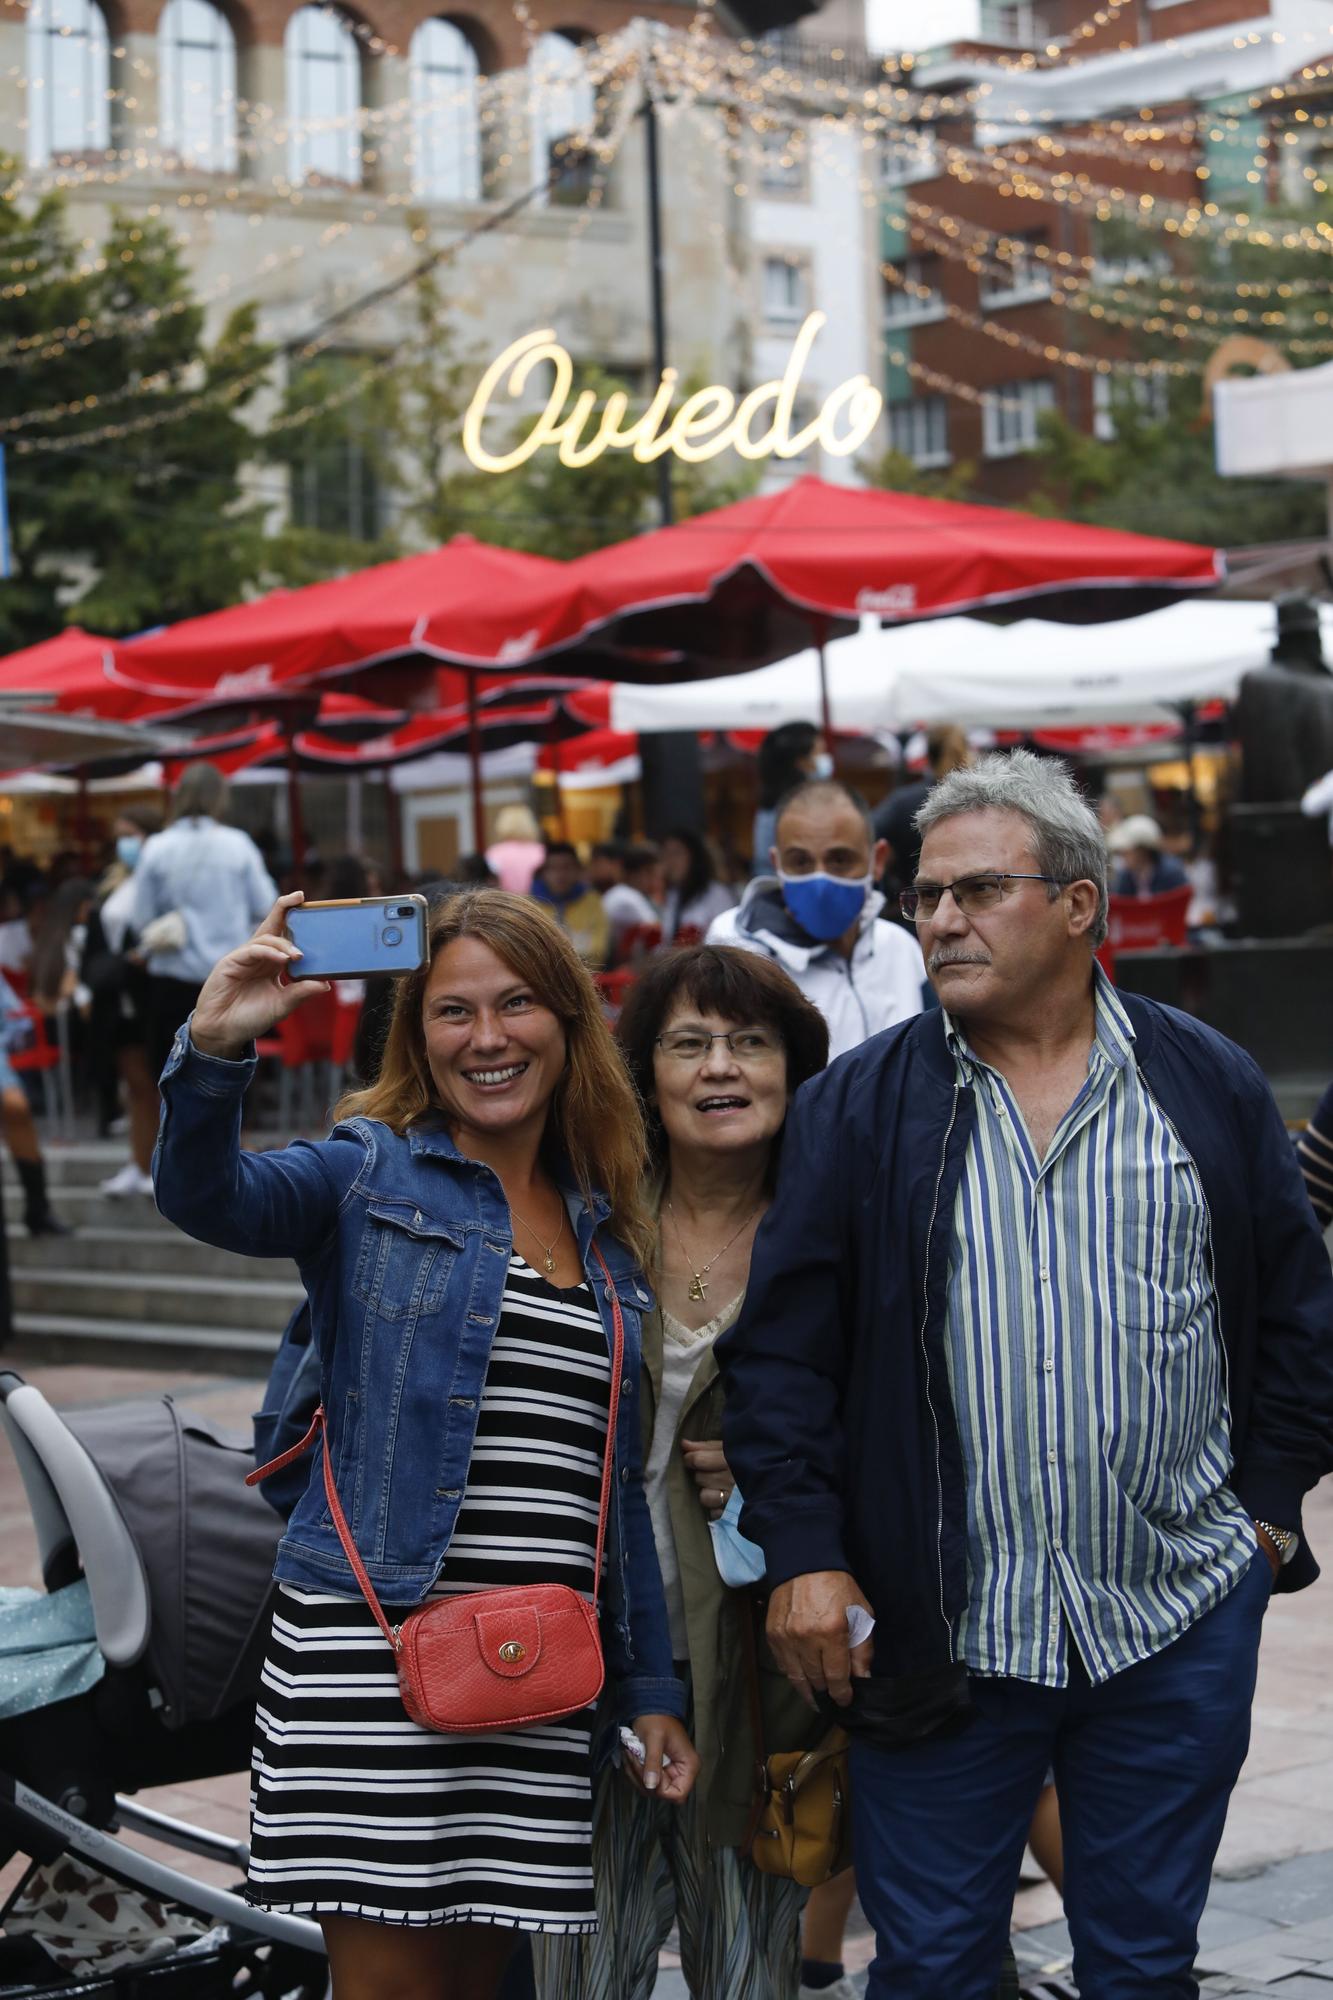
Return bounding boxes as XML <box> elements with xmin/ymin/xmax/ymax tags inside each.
<box><xmin>0</xmin><ymin>723</ymin><xmax>1308</xmax><ymax>1245</ymax></box>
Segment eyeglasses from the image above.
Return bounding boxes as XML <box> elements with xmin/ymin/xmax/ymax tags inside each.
<box><xmin>899</xmin><ymin>872</ymin><xmax>1067</xmax><ymax>922</ymax></box>
<box><xmin>655</xmin><ymin>1028</ymin><xmax>783</xmax><ymax>1063</ymax></box>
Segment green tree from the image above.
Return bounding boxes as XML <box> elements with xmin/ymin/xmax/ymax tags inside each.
<box><xmin>261</xmin><ymin>349</ymin><xmax>402</xmax><ymax>582</ymax></box>
<box><xmin>858</xmin><ymin>446</ymin><xmax>979</xmax><ymax>503</ymax></box>
<box><xmin>1025</xmin><ymin>204</ymin><xmax>1333</xmax><ymax>545</ymax></box>
<box><xmin>0</xmin><ymin>182</ymin><xmax>276</xmax><ymax>648</ymax></box>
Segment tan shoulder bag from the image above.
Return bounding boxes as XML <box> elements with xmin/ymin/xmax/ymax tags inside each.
<box><xmin>740</xmin><ymin>1596</ymin><xmax>853</xmax><ymax>1888</ymax></box>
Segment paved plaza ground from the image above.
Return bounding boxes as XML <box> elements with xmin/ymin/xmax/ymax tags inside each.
<box><xmin>0</xmin><ymin>1355</ymin><xmax>1329</xmax><ymax>1997</ymax></box>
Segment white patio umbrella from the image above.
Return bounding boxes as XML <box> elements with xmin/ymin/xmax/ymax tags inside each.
<box><xmin>608</xmin><ymin>600</ymin><xmax>1324</xmax><ymax>735</ymax></box>
<box><xmin>0</xmin><ymin>709</ymin><xmax>187</xmax><ymax>771</ymax></box>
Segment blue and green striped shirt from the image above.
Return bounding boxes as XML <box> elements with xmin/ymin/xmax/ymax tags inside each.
<box><xmin>943</xmin><ymin>972</ymin><xmax>1255</xmax><ymax>1688</ymax></box>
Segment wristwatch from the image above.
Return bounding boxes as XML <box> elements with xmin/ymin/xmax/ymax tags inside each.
<box><xmin>1254</xmin><ymin>1520</ymin><xmax>1300</xmax><ymax>1566</ymax></box>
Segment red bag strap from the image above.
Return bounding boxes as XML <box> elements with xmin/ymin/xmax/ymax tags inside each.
<box><xmin>249</xmin><ymin>1233</ymin><xmax>629</xmax><ymax>1649</ymax></box>
<box><xmin>248</xmin><ymin>1404</ymin><xmax>402</xmax><ymax>1650</ymax></box>
<box><xmin>587</xmin><ymin>1238</ymin><xmax>626</xmax><ymax>1601</ymax></box>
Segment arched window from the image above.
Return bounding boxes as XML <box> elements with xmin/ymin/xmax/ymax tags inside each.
<box><xmin>285</xmin><ymin>5</ymin><xmax>361</xmax><ymax>186</ymax></box>
<box><xmin>158</xmin><ymin>0</ymin><xmax>238</xmax><ymax>172</ymax></box>
<box><xmin>25</xmin><ymin>0</ymin><xmax>110</xmax><ymax>168</ymax></box>
<box><xmin>529</xmin><ymin>29</ymin><xmax>594</xmax><ymax>205</ymax></box>
<box><xmin>410</xmin><ymin>18</ymin><xmax>480</xmax><ymax>203</ymax></box>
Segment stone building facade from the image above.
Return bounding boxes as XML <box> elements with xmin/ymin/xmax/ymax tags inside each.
<box><xmin>1</xmin><ymin>0</ymin><xmax>886</xmax><ymax>540</ymax></box>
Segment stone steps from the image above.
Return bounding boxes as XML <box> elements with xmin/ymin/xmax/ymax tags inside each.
<box><xmin>10</xmin><ymin>1265</ymin><xmax>303</xmax><ymax>1333</ymax></box>
<box><xmin>8</xmin><ymin>1224</ymin><xmax>291</xmax><ymax>1282</ymax></box>
<box><xmin>2</xmin><ymin>1144</ymin><xmax>303</xmax><ymax>1372</ymax></box>
<box><xmin>5</xmin><ymin>1186</ymin><xmax>176</xmax><ymax>1229</ymax></box>
<box><xmin>7</xmin><ymin>1139</ymin><xmax>291</xmax><ymax>1189</ymax></box>
<box><xmin>8</xmin><ymin>1311</ymin><xmax>283</xmax><ymax>1376</ymax></box>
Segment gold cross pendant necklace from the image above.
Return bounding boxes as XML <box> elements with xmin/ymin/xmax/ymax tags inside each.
<box><xmin>666</xmin><ymin>1198</ymin><xmax>761</xmax><ymax>1303</ymax></box>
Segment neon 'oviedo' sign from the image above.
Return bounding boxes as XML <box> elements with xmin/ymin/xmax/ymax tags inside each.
<box><xmin>461</xmin><ymin>310</ymin><xmax>884</xmax><ymax>474</ymax></box>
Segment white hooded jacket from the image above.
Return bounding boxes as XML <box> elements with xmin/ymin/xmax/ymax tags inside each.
<box><xmin>705</xmin><ymin>876</ymin><xmax>929</xmax><ymax>1060</ymax></box>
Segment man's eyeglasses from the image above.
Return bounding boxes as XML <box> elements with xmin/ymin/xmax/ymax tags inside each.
<box><xmin>899</xmin><ymin>872</ymin><xmax>1068</xmax><ymax>922</ymax></box>
<box><xmin>655</xmin><ymin>1028</ymin><xmax>783</xmax><ymax>1063</ymax></box>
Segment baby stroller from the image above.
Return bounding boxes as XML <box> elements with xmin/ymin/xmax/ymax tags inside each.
<box><xmin>0</xmin><ymin>1369</ymin><xmax>327</xmax><ymax>1998</ymax></box>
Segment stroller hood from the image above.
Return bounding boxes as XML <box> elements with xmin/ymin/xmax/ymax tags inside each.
<box><xmin>65</xmin><ymin>1397</ymin><xmax>280</xmax><ymax>1730</ymax></box>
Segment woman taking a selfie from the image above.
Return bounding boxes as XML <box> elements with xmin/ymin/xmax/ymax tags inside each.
<box><xmin>535</xmin><ymin>944</ymin><xmax>829</xmax><ymax>2000</ymax></box>
<box><xmin>154</xmin><ymin>888</ymin><xmax>697</xmax><ymax>2000</ymax></box>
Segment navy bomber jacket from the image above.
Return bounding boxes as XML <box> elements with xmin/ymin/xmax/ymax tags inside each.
<box><xmin>720</xmin><ymin>991</ymin><xmax>1333</xmax><ymax>1692</ymax></box>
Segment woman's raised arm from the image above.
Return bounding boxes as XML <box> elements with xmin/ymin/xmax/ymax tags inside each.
<box><xmin>153</xmin><ymin>893</ymin><xmax>357</xmax><ymax>1262</ymax></box>
<box><xmin>191</xmin><ymin>891</ymin><xmax>327</xmax><ymax>1058</ymax></box>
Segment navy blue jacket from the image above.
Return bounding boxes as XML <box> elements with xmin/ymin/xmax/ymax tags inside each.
<box><xmin>720</xmin><ymin>992</ymin><xmax>1333</xmax><ymax>1689</ymax></box>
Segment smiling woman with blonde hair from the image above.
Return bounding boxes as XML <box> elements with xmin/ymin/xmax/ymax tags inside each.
<box><xmin>154</xmin><ymin>886</ymin><xmax>696</xmax><ymax>2000</ymax></box>
<box><xmin>486</xmin><ymin>803</ymin><xmax>547</xmax><ymax>894</ymax></box>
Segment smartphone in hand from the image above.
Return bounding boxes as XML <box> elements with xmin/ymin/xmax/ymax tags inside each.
<box><xmin>286</xmin><ymin>896</ymin><xmax>429</xmax><ymax>980</ymax></box>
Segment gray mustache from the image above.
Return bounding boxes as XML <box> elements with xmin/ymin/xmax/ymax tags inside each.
<box><xmin>929</xmin><ymin>952</ymin><xmax>991</xmax><ymax>973</ymax></box>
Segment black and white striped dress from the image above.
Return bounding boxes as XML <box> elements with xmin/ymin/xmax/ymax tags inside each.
<box><xmin>246</xmin><ymin>1255</ymin><xmax>612</xmax><ymax>1931</ymax></box>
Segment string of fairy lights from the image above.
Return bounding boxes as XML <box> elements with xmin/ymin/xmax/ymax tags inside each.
<box><xmin>880</xmin><ymin>257</ymin><xmax>1333</xmax><ymax>367</ymax></box>
<box><xmin>0</xmin><ymin>224</ymin><xmax>355</xmax><ymax>364</ymax></box>
<box><xmin>889</xmin><ymin>209</ymin><xmax>1333</xmax><ymax>339</ymax></box>
<box><xmin>3</xmin><ymin>67</ymin><xmax>635</xmax><ymax>452</ymax></box>
<box><xmin>0</xmin><ymin>2</ymin><xmax>1331</xmax><ymax>453</ymax></box>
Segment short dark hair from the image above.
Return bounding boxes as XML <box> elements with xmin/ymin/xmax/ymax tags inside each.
<box><xmin>455</xmin><ymin>852</ymin><xmax>499</xmax><ymax>886</ymax></box>
<box><xmin>773</xmin><ymin>778</ymin><xmax>875</xmax><ymax>847</ymax></box>
<box><xmin>543</xmin><ymin>841</ymin><xmax>579</xmax><ymax>864</ymax></box>
<box><xmin>758</xmin><ymin>721</ymin><xmax>820</xmax><ymax>809</ymax></box>
<box><xmin>591</xmin><ymin>841</ymin><xmax>627</xmax><ymax>865</ymax></box>
<box><xmin>617</xmin><ymin>944</ymin><xmax>829</xmax><ymax>1175</ymax></box>
<box><xmin>623</xmin><ymin>842</ymin><xmax>660</xmax><ymax>877</ymax></box>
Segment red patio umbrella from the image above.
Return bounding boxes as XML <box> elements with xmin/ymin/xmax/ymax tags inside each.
<box><xmin>232</xmin><ymin>686</ymin><xmax>605</xmax><ymax>778</ymax></box>
<box><xmin>541</xmin><ymin>476</ymin><xmax>1224</xmax><ymax>734</ymax></box>
<box><xmin>0</xmin><ymin>628</ymin><xmax>180</xmax><ymax>727</ymax></box>
<box><xmin>100</xmin><ymin>540</ymin><xmax>609</xmax><ymax>847</ymax></box>
<box><xmin>0</xmin><ymin>630</ymin><xmax>406</xmax><ymax>740</ymax></box>
<box><xmin>99</xmin><ymin>541</ymin><xmax>579</xmax><ymax>704</ymax></box>
<box><xmin>0</xmin><ymin>631</ymin><xmax>421</xmax><ymax>860</ymax></box>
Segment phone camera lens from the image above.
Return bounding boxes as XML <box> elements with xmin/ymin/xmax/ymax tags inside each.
<box><xmin>382</xmin><ymin>926</ymin><xmax>403</xmax><ymax>947</ymax></box>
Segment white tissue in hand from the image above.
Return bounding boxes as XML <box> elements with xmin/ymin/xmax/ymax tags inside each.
<box><xmin>618</xmin><ymin>1725</ymin><xmax>672</xmax><ymax>1768</ymax></box>
<box><xmin>846</xmin><ymin>1604</ymin><xmax>876</xmax><ymax>1649</ymax></box>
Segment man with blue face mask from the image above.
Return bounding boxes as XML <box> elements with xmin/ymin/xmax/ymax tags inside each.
<box><xmin>707</xmin><ymin>780</ymin><xmax>928</xmax><ymax>1060</ymax></box>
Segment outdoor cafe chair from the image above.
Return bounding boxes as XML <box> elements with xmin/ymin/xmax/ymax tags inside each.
<box><xmin>1106</xmin><ymin>883</ymin><xmax>1193</xmax><ymax>953</ymax></box>
<box><xmin>257</xmin><ymin>981</ymin><xmax>364</xmax><ymax>1131</ymax></box>
<box><xmin>9</xmin><ymin>999</ymin><xmax>74</xmax><ymax>1140</ymax></box>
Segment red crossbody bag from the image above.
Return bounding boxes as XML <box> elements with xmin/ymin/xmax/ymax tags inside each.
<box><xmin>248</xmin><ymin>1240</ymin><xmax>626</xmax><ymax>1735</ymax></box>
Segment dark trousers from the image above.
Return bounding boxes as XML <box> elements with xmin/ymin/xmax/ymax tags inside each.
<box><xmin>851</xmin><ymin>1551</ymin><xmax>1272</xmax><ymax>2000</ymax></box>
<box><xmin>145</xmin><ymin>976</ymin><xmax>203</xmax><ymax>1083</ymax></box>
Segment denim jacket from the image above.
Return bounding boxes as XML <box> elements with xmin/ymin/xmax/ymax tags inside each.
<box><xmin>153</xmin><ymin>1024</ymin><xmax>685</xmax><ymax>1725</ymax></box>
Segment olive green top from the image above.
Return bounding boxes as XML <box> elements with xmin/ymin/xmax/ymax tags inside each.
<box><xmin>639</xmin><ymin>1291</ymin><xmax>823</xmax><ymax>1848</ymax></box>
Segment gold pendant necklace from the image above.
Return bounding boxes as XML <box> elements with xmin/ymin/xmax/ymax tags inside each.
<box><xmin>666</xmin><ymin>1198</ymin><xmax>761</xmax><ymax>1303</ymax></box>
<box><xmin>509</xmin><ymin>1198</ymin><xmax>565</xmax><ymax>1276</ymax></box>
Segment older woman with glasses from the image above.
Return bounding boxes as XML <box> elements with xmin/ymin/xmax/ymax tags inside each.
<box><xmin>534</xmin><ymin>944</ymin><xmax>830</xmax><ymax>2000</ymax></box>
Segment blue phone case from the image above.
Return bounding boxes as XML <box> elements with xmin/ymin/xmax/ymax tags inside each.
<box><xmin>287</xmin><ymin>897</ymin><xmax>428</xmax><ymax>980</ymax></box>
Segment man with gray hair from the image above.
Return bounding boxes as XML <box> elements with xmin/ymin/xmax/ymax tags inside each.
<box><xmin>132</xmin><ymin>762</ymin><xmax>277</xmax><ymax>1079</ymax></box>
<box><xmin>721</xmin><ymin>749</ymin><xmax>1333</xmax><ymax>1999</ymax></box>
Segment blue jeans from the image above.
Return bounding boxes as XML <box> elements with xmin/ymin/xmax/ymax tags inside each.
<box><xmin>851</xmin><ymin>1551</ymin><xmax>1273</xmax><ymax>2000</ymax></box>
